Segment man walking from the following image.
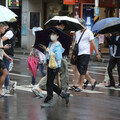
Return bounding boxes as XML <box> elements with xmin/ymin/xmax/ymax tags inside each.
<box><xmin>75</xmin><ymin>18</ymin><xmax>101</xmax><ymax>92</ymax></box>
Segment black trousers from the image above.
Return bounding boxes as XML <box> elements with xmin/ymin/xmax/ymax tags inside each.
<box><xmin>108</xmin><ymin>56</ymin><xmax>120</xmax><ymax>86</ymax></box>
<box><xmin>44</xmin><ymin>67</ymin><xmax>61</xmax><ymax>103</ymax></box>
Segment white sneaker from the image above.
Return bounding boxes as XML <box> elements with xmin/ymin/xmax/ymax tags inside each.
<box><xmin>10</xmin><ymin>81</ymin><xmax>17</xmax><ymax>91</ymax></box>
<box><xmin>26</xmin><ymin>84</ymin><xmax>34</xmax><ymax>88</ymax></box>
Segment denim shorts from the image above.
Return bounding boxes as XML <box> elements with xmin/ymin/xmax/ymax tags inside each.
<box><xmin>76</xmin><ymin>54</ymin><xmax>90</xmax><ymax>75</ymax></box>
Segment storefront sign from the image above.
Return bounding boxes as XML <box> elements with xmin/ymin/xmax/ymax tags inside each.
<box><xmin>63</xmin><ymin>0</ymin><xmax>75</xmax><ymax>5</ymax></box>
<box><xmin>8</xmin><ymin>0</ymin><xmax>20</xmax><ymax>7</ymax></box>
<box><xmin>99</xmin><ymin>0</ymin><xmax>118</xmax><ymax>8</ymax></box>
<box><xmin>82</xmin><ymin>4</ymin><xmax>94</xmax><ymax>30</ymax></box>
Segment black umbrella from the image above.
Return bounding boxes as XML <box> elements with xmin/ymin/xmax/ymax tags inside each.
<box><xmin>45</xmin><ymin>16</ymin><xmax>84</xmax><ymax>31</ymax></box>
<box><xmin>99</xmin><ymin>19</ymin><xmax>120</xmax><ymax>34</ymax></box>
<box><xmin>34</xmin><ymin>27</ymin><xmax>72</xmax><ymax>56</ymax></box>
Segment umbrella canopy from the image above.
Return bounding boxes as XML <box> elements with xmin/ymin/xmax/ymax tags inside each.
<box><xmin>34</xmin><ymin>27</ymin><xmax>72</xmax><ymax>56</ymax></box>
<box><xmin>92</xmin><ymin>17</ymin><xmax>120</xmax><ymax>34</ymax></box>
<box><xmin>45</xmin><ymin>16</ymin><xmax>84</xmax><ymax>31</ymax></box>
<box><xmin>99</xmin><ymin>19</ymin><xmax>120</xmax><ymax>34</ymax></box>
<box><xmin>32</xmin><ymin>27</ymin><xmax>43</xmax><ymax>36</ymax></box>
<box><xmin>0</xmin><ymin>5</ymin><xmax>17</xmax><ymax>22</ymax></box>
<box><xmin>27</xmin><ymin>56</ymin><xmax>38</xmax><ymax>78</ymax></box>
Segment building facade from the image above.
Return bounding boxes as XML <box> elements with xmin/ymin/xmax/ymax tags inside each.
<box><xmin>0</xmin><ymin>0</ymin><xmax>119</xmax><ymax>52</ymax></box>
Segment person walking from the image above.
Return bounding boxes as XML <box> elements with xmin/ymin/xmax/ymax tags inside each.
<box><xmin>0</xmin><ymin>23</ymin><xmax>13</xmax><ymax>96</ymax></box>
<box><xmin>40</xmin><ymin>28</ymin><xmax>70</xmax><ymax>108</ymax></box>
<box><xmin>27</xmin><ymin>47</ymin><xmax>46</xmax><ymax>88</ymax></box>
<box><xmin>0</xmin><ymin>23</ymin><xmax>15</xmax><ymax>93</ymax></box>
<box><xmin>105</xmin><ymin>32</ymin><xmax>120</xmax><ymax>88</ymax></box>
<box><xmin>55</xmin><ymin>22</ymin><xmax>69</xmax><ymax>92</ymax></box>
<box><xmin>74</xmin><ymin>18</ymin><xmax>101</xmax><ymax>92</ymax></box>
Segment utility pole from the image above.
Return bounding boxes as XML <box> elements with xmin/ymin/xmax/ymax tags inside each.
<box><xmin>93</xmin><ymin>0</ymin><xmax>99</xmax><ymax>54</ymax></box>
<box><xmin>6</xmin><ymin>0</ymin><xmax>8</xmax><ymax>8</ymax></box>
<box><xmin>118</xmin><ymin>0</ymin><xmax>120</xmax><ymax>17</ymax></box>
<box><xmin>94</xmin><ymin>0</ymin><xmax>99</xmax><ymax>36</ymax></box>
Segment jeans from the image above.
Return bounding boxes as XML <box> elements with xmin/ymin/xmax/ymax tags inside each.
<box><xmin>38</xmin><ymin>64</ymin><xmax>46</xmax><ymax>76</ymax></box>
<box><xmin>3</xmin><ymin>56</ymin><xmax>13</xmax><ymax>88</ymax></box>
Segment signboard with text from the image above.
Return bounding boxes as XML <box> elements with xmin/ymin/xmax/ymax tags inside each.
<box><xmin>82</xmin><ymin>4</ymin><xmax>94</xmax><ymax>30</ymax></box>
<box><xmin>63</xmin><ymin>0</ymin><xmax>75</xmax><ymax>5</ymax></box>
<box><xmin>99</xmin><ymin>0</ymin><xmax>118</xmax><ymax>8</ymax></box>
<box><xmin>8</xmin><ymin>0</ymin><xmax>20</xmax><ymax>8</ymax></box>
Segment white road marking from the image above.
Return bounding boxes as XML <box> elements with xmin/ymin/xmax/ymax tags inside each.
<box><xmin>9</xmin><ymin>73</ymin><xmax>31</xmax><ymax>77</ymax></box>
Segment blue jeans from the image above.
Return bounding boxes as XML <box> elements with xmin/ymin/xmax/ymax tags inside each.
<box><xmin>3</xmin><ymin>56</ymin><xmax>13</xmax><ymax>88</ymax></box>
<box><xmin>38</xmin><ymin>64</ymin><xmax>46</xmax><ymax>77</ymax></box>
<box><xmin>31</xmin><ymin>64</ymin><xmax>46</xmax><ymax>85</ymax></box>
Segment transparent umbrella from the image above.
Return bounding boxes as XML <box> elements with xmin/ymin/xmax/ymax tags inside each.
<box><xmin>0</xmin><ymin>5</ymin><xmax>17</xmax><ymax>22</ymax></box>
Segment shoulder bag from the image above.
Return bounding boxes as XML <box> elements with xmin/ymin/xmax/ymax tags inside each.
<box><xmin>73</xmin><ymin>29</ymin><xmax>86</xmax><ymax>56</ymax></box>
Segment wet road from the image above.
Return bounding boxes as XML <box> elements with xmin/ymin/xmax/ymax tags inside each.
<box><xmin>0</xmin><ymin>54</ymin><xmax>120</xmax><ymax>120</ymax></box>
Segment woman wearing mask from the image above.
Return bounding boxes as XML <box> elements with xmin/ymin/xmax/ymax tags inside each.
<box><xmin>40</xmin><ymin>29</ymin><xmax>70</xmax><ymax>108</ymax></box>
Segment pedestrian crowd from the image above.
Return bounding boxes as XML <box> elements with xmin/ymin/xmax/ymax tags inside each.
<box><xmin>0</xmin><ymin>17</ymin><xmax>120</xmax><ymax>108</ymax></box>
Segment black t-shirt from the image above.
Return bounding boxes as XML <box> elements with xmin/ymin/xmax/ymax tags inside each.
<box><xmin>2</xmin><ymin>29</ymin><xmax>14</xmax><ymax>56</ymax></box>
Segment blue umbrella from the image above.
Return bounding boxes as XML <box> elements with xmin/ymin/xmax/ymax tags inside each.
<box><xmin>92</xmin><ymin>17</ymin><xmax>120</xmax><ymax>34</ymax></box>
<box><xmin>99</xmin><ymin>19</ymin><xmax>120</xmax><ymax>34</ymax></box>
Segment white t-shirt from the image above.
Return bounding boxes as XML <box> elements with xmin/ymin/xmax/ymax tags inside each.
<box><xmin>4</xmin><ymin>30</ymin><xmax>14</xmax><ymax>39</ymax></box>
<box><xmin>75</xmin><ymin>29</ymin><xmax>94</xmax><ymax>55</ymax></box>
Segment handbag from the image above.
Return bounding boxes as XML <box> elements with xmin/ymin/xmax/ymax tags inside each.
<box><xmin>48</xmin><ymin>52</ymin><xmax>58</xmax><ymax>69</ymax></box>
<box><xmin>73</xmin><ymin>29</ymin><xmax>86</xmax><ymax>56</ymax></box>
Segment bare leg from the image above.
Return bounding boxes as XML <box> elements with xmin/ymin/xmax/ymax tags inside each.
<box><xmin>72</xmin><ymin>65</ymin><xmax>79</xmax><ymax>86</ymax></box>
<box><xmin>79</xmin><ymin>75</ymin><xmax>85</xmax><ymax>89</ymax></box>
<box><xmin>85</xmin><ymin>71</ymin><xmax>96</xmax><ymax>85</ymax></box>
<box><xmin>57</xmin><ymin>73</ymin><xmax>61</xmax><ymax>88</ymax></box>
<box><xmin>36</xmin><ymin>87</ymin><xmax>42</xmax><ymax>93</ymax></box>
<box><xmin>0</xmin><ymin>69</ymin><xmax>8</xmax><ymax>93</ymax></box>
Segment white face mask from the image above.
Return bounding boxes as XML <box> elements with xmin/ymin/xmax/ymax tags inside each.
<box><xmin>50</xmin><ymin>35</ymin><xmax>57</xmax><ymax>41</ymax></box>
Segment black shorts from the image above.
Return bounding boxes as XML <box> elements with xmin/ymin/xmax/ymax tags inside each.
<box><xmin>76</xmin><ymin>54</ymin><xmax>90</xmax><ymax>75</ymax></box>
<box><xmin>0</xmin><ymin>60</ymin><xmax>6</xmax><ymax>70</ymax></box>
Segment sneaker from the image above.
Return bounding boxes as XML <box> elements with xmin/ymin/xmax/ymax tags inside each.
<box><xmin>41</xmin><ymin>99</ymin><xmax>53</xmax><ymax>108</ymax></box>
<box><xmin>0</xmin><ymin>90</ymin><xmax>6</xmax><ymax>96</ymax></box>
<box><xmin>10</xmin><ymin>81</ymin><xmax>17</xmax><ymax>91</ymax></box>
<box><xmin>32</xmin><ymin>88</ymin><xmax>44</xmax><ymax>98</ymax></box>
<box><xmin>2</xmin><ymin>89</ymin><xmax>10</xmax><ymax>95</ymax></box>
<box><xmin>26</xmin><ymin>84</ymin><xmax>34</xmax><ymax>88</ymax></box>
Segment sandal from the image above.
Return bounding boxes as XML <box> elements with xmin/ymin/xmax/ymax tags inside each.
<box><xmin>75</xmin><ymin>87</ymin><xmax>82</xmax><ymax>92</ymax></box>
<box><xmin>91</xmin><ymin>81</ymin><xmax>97</xmax><ymax>90</ymax></box>
<box><xmin>83</xmin><ymin>80</ymin><xmax>89</xmax><ymax>89</ymax></box>
<box><xmin>69</xmin><ymin>85</ymin><xmax>77</xmax><ymax>90</ymax></box>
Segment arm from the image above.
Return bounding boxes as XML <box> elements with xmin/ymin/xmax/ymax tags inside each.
<box><xmin>2</xmin><ymin>36</ymin><xmax>8</xmax><ymax>42</ymax></box>
<box><xmin>0</xmin><ymin>44</ymin><xmax>10</xmax><ymax>50</ymax></box>
<box><xmin>91</xmin><ymin>39</ymin><xmax>101</xmax><ymax>61</ymax></box>
<box><xmin>2</xmin><ymin>31</ymin><xmax>14</xmax><ymax>42</ymax></box>
<box><xmin>3</xmin><ymin>52</ymin><xmax>13</xmax><ymax>62</ymax></box>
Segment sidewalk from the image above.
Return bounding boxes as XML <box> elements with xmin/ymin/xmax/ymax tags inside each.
<box><xmin>14</xmin><ymin>47</ymin><xmax>109</xmax><ymax>63</ymax></box>
<box><xmin>14</xmin><ymin>47</ymin><xmax>30</xmax><ymax>55</ymax></box>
